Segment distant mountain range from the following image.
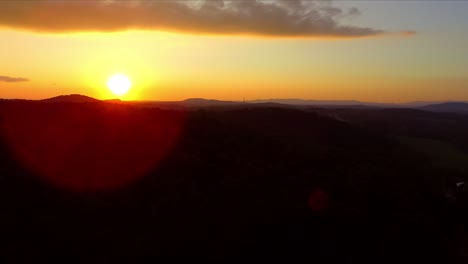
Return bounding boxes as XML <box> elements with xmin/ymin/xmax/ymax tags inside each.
<box><xmin>5</xmin><ymin>95</ymin><xmax>468</xmax><ymax>114</ymax></box>
<box><xmin>181</xmin><ymin>98</ymin><xmax>239</xmax><ymax>106</ymax></box>
<box><xmin>180</xmin><ymin>98</ymin><xmax>468</xmax><ymax>113</ymax></box>
<box><xmin>248</xmin><ymin>99</ymin><xmax>468</xmax><ymax>108</ymax></box>
<box><xmin>420</xmin><ymin>102</ymin><xmax>468</xmax><ymax>113</ymax></box>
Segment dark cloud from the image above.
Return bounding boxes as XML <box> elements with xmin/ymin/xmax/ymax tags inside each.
<box><xmin>0</xmin><ymin>75</ymin><xmax>29</xmax><ymax>83</ymax></box>
<box><xmin>0</xmin><ymin>0</ymin><xmax>411</xmax><ymax>38</ymax></box>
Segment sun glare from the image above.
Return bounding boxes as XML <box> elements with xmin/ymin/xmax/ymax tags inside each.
<box><xmin>107</xmin><ymin>74</ymin><xmax>132</xmax><ymax>97</ymax></box>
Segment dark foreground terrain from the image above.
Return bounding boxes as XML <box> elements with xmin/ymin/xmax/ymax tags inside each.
<box><xmin>1</xmin><ymin>99</ymin><xmax>468</xmax><ymax>261</ymax></box>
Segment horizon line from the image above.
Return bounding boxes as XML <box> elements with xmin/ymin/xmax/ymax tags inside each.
<box><xmin>1</xmin><ymin>94</ymin><xmax>468</xmax><ymax>105</ymax></box>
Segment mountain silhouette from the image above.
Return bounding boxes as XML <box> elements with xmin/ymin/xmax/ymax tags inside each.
<box><xmin>181</xmin><ymin>98</ymin><xmax>239</xmax><ymax>106</ymax></box>
<box><xmin>421</xmin><ymin>102</ymin><xmax>468</xmax><ymax>114</ymax></box>
<box><xmin>249</xmin><ymin>99</ymin><xmax>468</xmax><ymax>108</ymax></box>
<box><xmin>104</xmin><ymin>98</ymin><xmax>123</xmax><ymax>103</ymax></box>
<box><xmin>250</xmin><ymin>98</ymin><xmax>363</xmax><ymax>105</ymax></box>
<box><xmin>41</xmin><ymin>94</ymin><xmax>100</xmax><ymax>103</ymax></box>
<box><xmin>29</xmin><ymin>95</ymin><xmax>468</xmax><ymax>111</ymax></box>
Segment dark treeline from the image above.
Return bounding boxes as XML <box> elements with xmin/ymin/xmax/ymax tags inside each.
<box><xmin>0</xmin><ymin>101</ymin><xmax>466</xmax><ymax>261</ymax></box>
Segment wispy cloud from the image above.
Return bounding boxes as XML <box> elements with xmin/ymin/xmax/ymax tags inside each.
<box><xmin>0</xmin><ymin>0</ymin><xmax>413</xmax><ymax>38</ymax></box>
<box><xmin>400</xmin><ymin>30</ymin><xmax>417</xmax><ymax>37</ymax></box>
<box><xmin>0</xmin><ymin>75</ymin><xmax>30</xmax><ymax>83</ymax></box>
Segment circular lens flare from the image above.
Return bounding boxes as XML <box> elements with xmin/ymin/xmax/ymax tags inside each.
<box><xmin>1</xmin><ymin>103</ymin><xmax>186</xmax><ymax>192</ymax></box>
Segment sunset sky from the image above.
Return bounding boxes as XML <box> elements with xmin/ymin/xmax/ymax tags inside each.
<box><xmin>0</xmin><ymin>0</ymin><xmax>467</xmax><ymax>102</ymax></box>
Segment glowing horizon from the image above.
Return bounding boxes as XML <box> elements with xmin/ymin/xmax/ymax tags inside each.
<box><xmin>1</xmin><ymin>1</ymin><xmax>467</xmax><ymax>103</ymax></box>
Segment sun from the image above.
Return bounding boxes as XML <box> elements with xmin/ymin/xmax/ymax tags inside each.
<box><xmin>107</xmin><ymin>74</ymin><xmax>132</xmax><ymax>97</ymax></box>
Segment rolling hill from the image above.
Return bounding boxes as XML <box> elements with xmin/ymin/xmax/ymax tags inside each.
<box><xmin>41</xmin><ymin>94</ymin><xmax>100</xmax><ymax>103</ymax></box>
<box><xmin>421</xmin><ymin>102</ymin><xmax>468</xmax><ymax>114</ymax></box>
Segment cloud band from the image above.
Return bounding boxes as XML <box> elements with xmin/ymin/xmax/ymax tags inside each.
<box><xmin>0</xmin><ymin>75</ymin><xmax>30</xmax><ymax>83</ymax></box>
<box><xmin>0</xmin><ymin>0</ymin><xmax>398</xmax><ymax>38</ymax></box>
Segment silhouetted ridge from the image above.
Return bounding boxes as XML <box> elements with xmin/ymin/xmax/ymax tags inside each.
<box><xmin>251</xmin><ymin>99</ymin><xmax>362</xmax><ymax>105</ymax></box>
<box><xmin>421</xmin><ymin>102</ymin><xmax>468</xmax><ymax>114</ymax></box>
<box><xmin>181</xmin><ymin>98</ymin><xmax>238</xmax><ymax>106</ymax></box>
<box><xmin>41</xmin><ymin>94</ymin><xmax>99</xmax><ymax>103</ymax></box>
<box><xmin>104</xmin><ymin>98</ymin><xmax>123</xmax><ymax>103</ymax></box>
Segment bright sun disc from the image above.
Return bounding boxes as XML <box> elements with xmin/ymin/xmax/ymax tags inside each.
<box><xmin>107</xmin><ymin>74</ymin><xmax>132</xmax><ymax>96</ymax></box>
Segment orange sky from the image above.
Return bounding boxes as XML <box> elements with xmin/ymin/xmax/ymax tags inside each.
<box><xmin>1</xmin><ymin>1</ymin><xmax>467</xmax><ymax>102</ymax></box>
